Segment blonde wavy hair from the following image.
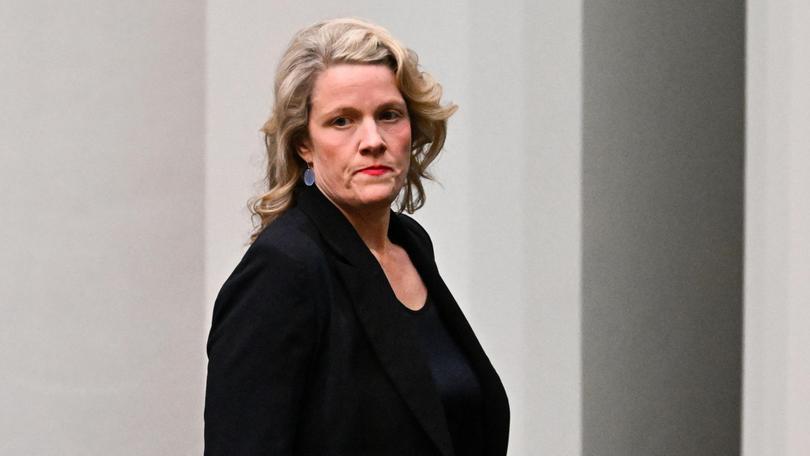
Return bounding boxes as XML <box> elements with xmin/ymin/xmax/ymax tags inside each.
<box><xmin>249</xmin><ymin>17</ymin><xmax>457</xmax><ymax>242</ymax></box>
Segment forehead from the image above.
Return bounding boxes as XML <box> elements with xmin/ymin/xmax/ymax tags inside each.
<box><xmin>309</xmin><ymin>64</ymin><xmax>403</xmax><ymax>110</ymax></box>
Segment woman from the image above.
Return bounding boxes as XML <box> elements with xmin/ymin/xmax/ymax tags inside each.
<box><xmin>204</xmin><ymin>18</ymin><xmax>509</xmax><ymax>456</ymax></box>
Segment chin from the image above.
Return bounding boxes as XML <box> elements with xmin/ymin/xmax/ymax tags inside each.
<box><xmin>357</xmin><ymin>194</ymin><xmax>397</xmax><ymax>210</ymax></box>
<box><xmin>354</xmin><ymin>186</ymin><xmax>399</xmax><ymax>209</ymax></box>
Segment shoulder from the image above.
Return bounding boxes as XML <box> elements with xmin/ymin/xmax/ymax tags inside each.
<box><xmin>210</xmin><ymin>206</ymin><xmax>330</xmax><ymax>334</ymax></box>
<box><xmin>215</xmin><ymin>207</ymin><xmax>329</xmax><ymax>310</ymax></box>
<box><xmin>248</xmin><ymin>206</ymin><xmax>325</xmax><ymax>271</ymax></box>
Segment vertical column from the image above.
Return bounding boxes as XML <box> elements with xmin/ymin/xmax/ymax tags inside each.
<box><xmin>522</xmin><ymin>0</ymin><xmax>583</xmax><ymax>454</ymax></box>
<box><xmin>744</xmin><ymin>1</ymin><xmax>810</xmax><ymax>454</ymax></box>
<box><xmin>464</xmin><ymin>4</ymin><xmax>529</xmax><ymax>454</ymax></box>
<box><xmin>0</xmin><ymin>1</ymin><xmax>206</xmax><ymax>454</ymax></box>
<box><xmin>582</xmin><ymin>1</ymin><xmax>744</xmax><ymax>455</ymax></box>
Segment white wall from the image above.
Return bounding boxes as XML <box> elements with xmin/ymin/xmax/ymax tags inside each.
<box><xmin>17</xmin><ymin>1</ymin><xmax>810</xmax><ymax>455</ymax></box>
<box><xmin>0</xmin><ymin>1</ymin><xmax>206</xmax><ymax>454</ymax></box>
<box><xmin>205</xmin><ymin>2</ymin><xmax>582</xmax><ymax>455</ymax></box>
<box><xmin>23</xmin><ymin>2</ymin><xmax>810</xmax><ymax>454</ymax></box>
<box><xmin>744</xmin><ymin>1</ymin><xmax>810</xmax><ymax>454</ymax></box>
<box><xmin>10</xmin><ymin>1</ymin><xmax>810</xmax><ymax>455</ymax></box>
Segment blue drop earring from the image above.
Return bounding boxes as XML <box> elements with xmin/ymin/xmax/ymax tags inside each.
<box><xmin>303</xmin><ymin>164</ymin><xmax>315</xmax><ymax>186</ymax></box>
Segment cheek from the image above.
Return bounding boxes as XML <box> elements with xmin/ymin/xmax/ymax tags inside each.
<box><xmin>311</xmin><ymin>134</ymin><xmax>350</xmax><ymax>170</ymax></box>
<box><xmin>389</xmin><ymin>122</ymin><xmax>412</xmax><ymax>153</ymax></box>
<box><xmin>401</xmin><ymin>120</ymin><xmax>412</xmax><ymax>143</ymax></box>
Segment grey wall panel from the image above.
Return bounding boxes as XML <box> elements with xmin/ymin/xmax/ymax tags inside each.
<box><xmin>0</xmin><ymin>1</ymin><xmax>206</xmax><ymax>454</ymax></box>
<box><xmin>582</xmin><ymin>1</ymin><xmax>744</xmax><ymax>455</ymax></box>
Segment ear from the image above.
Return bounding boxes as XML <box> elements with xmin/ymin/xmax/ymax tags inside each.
<box><xmin>297</xmin><ymin>138</ymin><xmax>313</xmax><ymax>165</ymax></box>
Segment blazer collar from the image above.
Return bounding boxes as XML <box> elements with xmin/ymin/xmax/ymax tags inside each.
<box><xmin>294</xmin><ymin>184</ymin><xmax>455</xmax><ymax>456</ymax></box>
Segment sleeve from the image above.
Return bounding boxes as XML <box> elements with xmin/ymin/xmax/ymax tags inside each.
<box><xmin>203</xmin><ymin>241</ymin><xmax>321</xmax><ymax>455</ymax></box>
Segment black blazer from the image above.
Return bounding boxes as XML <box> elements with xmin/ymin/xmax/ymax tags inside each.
<box><xmin>204</xmin><ymin>184</ymin><xmax>509</xmax><ymax>456</ymax></box>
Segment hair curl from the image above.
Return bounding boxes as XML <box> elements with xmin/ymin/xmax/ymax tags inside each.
<box><xmin>249</xmin><ymin>17</ymin><xmax>457</xmax><ymax>242</ymax></box>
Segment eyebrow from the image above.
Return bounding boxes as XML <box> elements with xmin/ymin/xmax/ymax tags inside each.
<box><xmin>318</xmin><ymin>100</ymin><xmax>408</xmax><ymax>119</ymax></box>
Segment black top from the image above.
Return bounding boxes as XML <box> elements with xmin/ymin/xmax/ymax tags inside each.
<box><xmin>403</xmin><ymin>296</ymin><xmax>485</xmax><ymax>456</ymax></box>
<box><xmin>205</xmin><ymin>183</ymin><xmax>509</xmax><ymax>456</ymax></box>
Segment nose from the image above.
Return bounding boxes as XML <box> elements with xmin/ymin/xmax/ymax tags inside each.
<box><xmin>358</xmin><ymin>117</ymin><xmax>385</xmax><ymax>155</ymax></box>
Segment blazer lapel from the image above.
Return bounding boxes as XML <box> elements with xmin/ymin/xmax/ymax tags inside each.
<box><xmin>295</xmin><ymin>185</ymin><xmax>455</xmax><ymax>456</ymax></box>
<box><xmin>390</xmin><ymin>215</ymin><xmax>511</xmax><ymax>456</ymax></box>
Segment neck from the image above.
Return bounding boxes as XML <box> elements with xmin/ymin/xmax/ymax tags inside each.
<box><xmin>339</xmin><ymin>204</ymin><xmax>392</xmax><ymax>257</ymax></box>
<box><xmin>313</xmin><ymin>185</ymin><xmax>395</xmax><ymax>257</ymax></box>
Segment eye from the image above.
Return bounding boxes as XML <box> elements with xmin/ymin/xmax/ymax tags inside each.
<box><xmin>379</xmin><ymin>110</ymin><xmax>403</xmax><ymax>122</ymax></box>
<box><xmin>330</xmin><ymin>116</ymin><xmax>350</xmax><ymax>127</ymax></box>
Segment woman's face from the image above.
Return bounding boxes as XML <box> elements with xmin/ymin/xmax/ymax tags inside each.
<box><xmin>298</xmin><ymin>63</ymin><xmax>412</xmax><ymax>215</ymax></box>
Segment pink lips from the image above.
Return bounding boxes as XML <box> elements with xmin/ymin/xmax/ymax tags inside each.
<box><xmin>358</xmin><ymin>166</ymin><xmax>392</xmax><ymax>176</ymax></box>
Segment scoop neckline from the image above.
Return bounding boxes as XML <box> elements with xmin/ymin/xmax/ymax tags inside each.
<box><xmin>400</xmin><ymin>295</ymin><xmax>430</xmax><ymax>314</ymax></box>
